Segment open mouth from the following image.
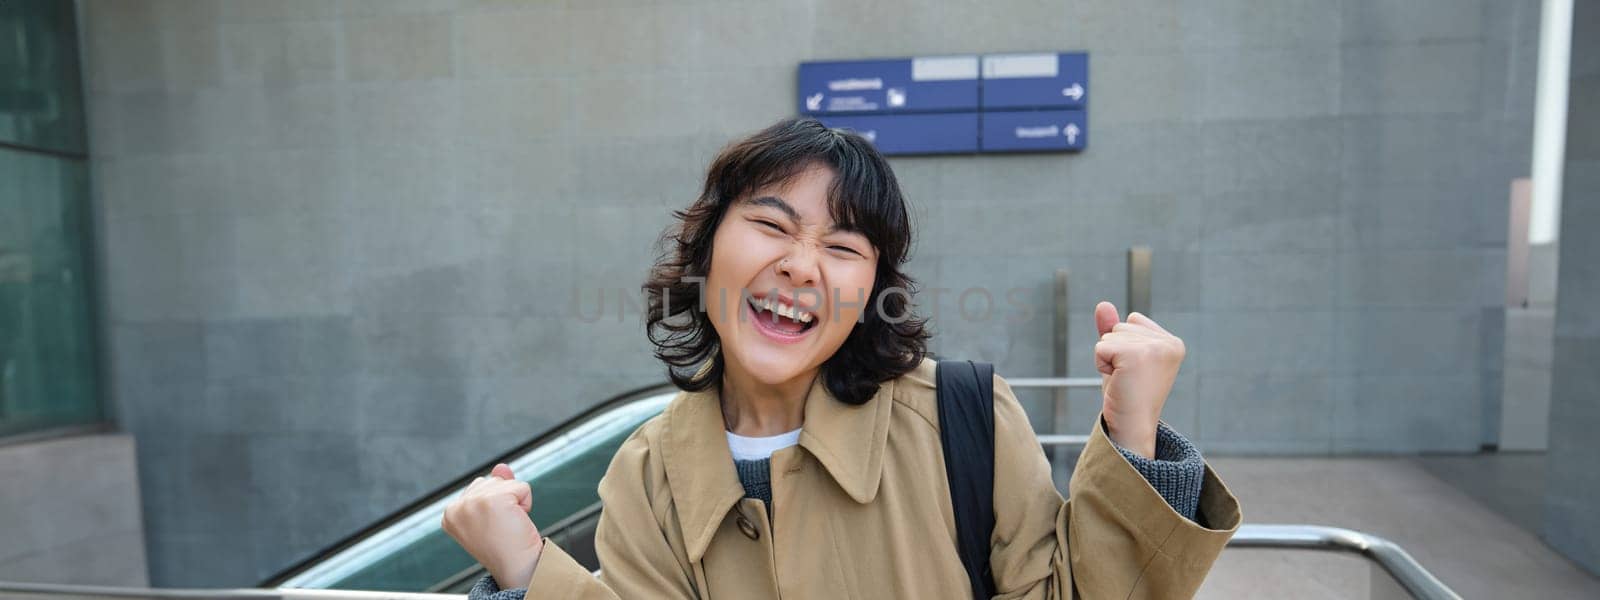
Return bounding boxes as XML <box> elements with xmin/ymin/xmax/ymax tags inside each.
<box><xmin>745</xmin><ymin>295</ymin><xmax>819</xmax><ymax>343</ymax></box>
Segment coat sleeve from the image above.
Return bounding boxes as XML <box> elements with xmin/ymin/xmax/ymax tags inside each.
<box><xmin>522</xmin><ymin>427</ymin><xmax>700</xmax><ymax>599</ymax></box>
<box><xmin>985</xmin><ymin>375</ymin><xmax>1242</xmax><ymax>600</ymax></box>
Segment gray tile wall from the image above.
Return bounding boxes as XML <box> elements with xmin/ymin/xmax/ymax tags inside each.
<box><xmin>77</xmin><ymin>0</ymin><xmax>1540</xmax><ymax>585</ymax></box>
<box><xmin>1545</xmin><ymin>0</ymin><xmax>1600</xmax><ymax>576</ymax></box>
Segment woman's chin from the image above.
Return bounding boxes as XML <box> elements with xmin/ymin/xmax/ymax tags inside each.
<box><xmin>730</xmin><ymin>346</ymin><xmax>815</xmax><ymax>387</ymax></box>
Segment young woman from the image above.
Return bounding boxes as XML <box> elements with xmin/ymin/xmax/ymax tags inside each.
<box><xmin>443</xmin><ymin>118</ymin><xmax>1240</xmax><ymax>599</ymax></box>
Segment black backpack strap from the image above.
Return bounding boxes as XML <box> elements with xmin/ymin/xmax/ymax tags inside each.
<box><xmin>936</xmin><ymin>359</ymin><xmax>997</xmax><ymax>599</ymax></box>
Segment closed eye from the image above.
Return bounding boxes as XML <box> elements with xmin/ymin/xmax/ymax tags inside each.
<box><xmin>753</xmin><ymin>219</ymin><xmax>784</xmax><ymax>232</ymax></box>
<box><xmin>830</xmin><ymin>245</ymin><xmax>862</xmax><ymax>256</ymax></box>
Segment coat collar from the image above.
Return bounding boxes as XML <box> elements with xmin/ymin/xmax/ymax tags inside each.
<box><xmin>660</xmin><ymin>367</ymin><xmax>896</xmax><ymax>563</ymax></box>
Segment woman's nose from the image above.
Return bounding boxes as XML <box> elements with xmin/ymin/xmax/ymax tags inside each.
<box><xmin>776</xmin><ymin>248</ymin><xmax>820</xmax><ymax>287</ymax></box>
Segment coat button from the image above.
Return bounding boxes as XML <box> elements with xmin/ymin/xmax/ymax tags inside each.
<box><xmin>736</xmin><ymin>514</ymin><xmax>760</xmax><ymax>540</ymax></box>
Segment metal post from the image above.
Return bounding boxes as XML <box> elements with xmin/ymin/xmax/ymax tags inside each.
<box><xmin>1127</xmin><ymin>246</ymin><xmax>1151</xmax><ymax>316</ymax></box>
<box><xmin>1051</xmin><ymin>269</ymin><xmax>1070</xmax><ymax>471</ymax></box>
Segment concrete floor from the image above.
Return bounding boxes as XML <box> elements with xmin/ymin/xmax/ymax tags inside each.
<box><xmin>1414</xmin><ymin>452</ymin><xmax>1547</xmax><ymax>535</ymax></box>
<box><xmin>1191</xmin><ymin>455</ymin><xmax>1600</xmax><ymax>599</ymax></box>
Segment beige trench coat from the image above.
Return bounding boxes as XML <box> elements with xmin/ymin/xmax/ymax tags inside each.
<box><xmin>526</xmin><ymin>357</ymin><xmax>1241</xmax><ymax>598</ymax></box>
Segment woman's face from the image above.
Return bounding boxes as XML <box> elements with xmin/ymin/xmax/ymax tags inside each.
<box><xmin>703</xmin><ymin>164</ymin><xmax>879</xmax><ymax>388</ymax></box>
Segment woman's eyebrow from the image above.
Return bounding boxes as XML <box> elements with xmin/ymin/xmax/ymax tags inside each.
<box><xmin>742</xmin><ymin>195</ymin><xmax>858</xmax><ymax>235</ymax></box>
<box><xmin>744</xmin><ymin>195</ymin><xmax>801</xmax><ymax>225</ymax></box>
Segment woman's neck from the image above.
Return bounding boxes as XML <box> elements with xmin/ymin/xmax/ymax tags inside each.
<box><xmin>719</xmin><ymin>362</ymin><xmax>815</xmax><ymax>437</ymax></box>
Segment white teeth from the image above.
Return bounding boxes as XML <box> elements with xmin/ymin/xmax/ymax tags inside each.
<box><xmin>751</xmin><ymin>296</ymin><xmax>815</xmax><ymax>324</ymax></box>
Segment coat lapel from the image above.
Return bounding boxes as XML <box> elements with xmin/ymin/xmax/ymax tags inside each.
<box><xmin>659</xmin><ymin>368</ymin><xmax>897</xmax><ymax>563</ymax></box>
<box><xmin>660</xmin><ymin>384</ymin><xmax>746</xmax><ymax>564</ymax></box>
<box><xmin>798</xmin><ymin>372</ymin><xmax>895</xmax><ymax>504</ymax></box>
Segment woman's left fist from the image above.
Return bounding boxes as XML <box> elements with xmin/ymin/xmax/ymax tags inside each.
<box><xmin>1093</xmin><ymin>301</ymin><xmax>1185</xmax><ymax>459</ymax></box>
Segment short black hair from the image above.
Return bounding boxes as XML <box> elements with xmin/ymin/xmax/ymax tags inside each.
<box><xmin>642</xmin><ymin>117</ymin><xmax>929</xmax><ymax>405</ymax></box>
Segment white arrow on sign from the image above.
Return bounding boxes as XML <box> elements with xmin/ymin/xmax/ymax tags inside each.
<box><xmin>1063</xmin><ymin>123</ymin><xmax>1080</xmax><ymax>145</ymax></box>
<box><xmin>805</xmin><ymin>93</ymin><xmax>823</xmax><ymax>111</ymax></box>
<box><xmin>1061</xmin><ymin>83</ymin><xmax>1084</xmax><ymax>101</ymax></box>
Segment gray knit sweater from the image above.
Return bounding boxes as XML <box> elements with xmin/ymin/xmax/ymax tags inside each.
<box><xmin>470</xmin><ymin>423</ymin><xmax>1207</xmax><ymax>599</ymax></box>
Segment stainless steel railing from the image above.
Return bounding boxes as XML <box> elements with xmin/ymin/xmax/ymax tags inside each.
<box><xmin>1043</xmin><ymin>248</ymin><xmax>1151</xmax><ymax>469</ymax></box>
<box><xmin>1230</xmin><ymin>525</ymin><xmax>1463</xmax><ymax>600</ymax></box>
<box><xmin>0</xmin><ymin>583</ymin><xmax>457</xmax><ymax>599</ymax></box>
<box><xmin>1009</xmin><ymin>376</ymin><xmax>1102</xmax><ymax>446</ymax></box>
<box><xmin>0</xmin><ymin>374</ymin><xmax>1464</xmax><ymax>600</ymax></box>
<box><xmin>1002</xmin><ymin>373</ymin><xmax>1465</xmax><ymax>599</ymax></box>
<box><xmin>0</xmin><ymin>524</ymin><xmax>1461</xmax><ymax>599</ymax></box>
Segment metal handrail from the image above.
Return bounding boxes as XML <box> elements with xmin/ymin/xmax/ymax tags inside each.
<box><xmin>0</xmin><ymin>523</ymin><xmax>1461</xmax><ymax>600</ymax></box>
<box><xmin>1231</xmin><ymin>524</ymin><xmax>1463</xmax><ymax>600</ymax></box>
<box><xmin>1005</xmin><ymin>376</ymin><xmax>1102</xmax><ymax>389</ymax></box>
<box><xmin>1</xmin><ymin>375</ymin><xmax>1460</xmax><ymax>599</ymax></box>
<box><xmin>1012</xmin><ymin>373</ymin><xmax>1463</xmax><ymax>599</ymax></box>
<box><xmin>1036</xmin><ymin>433</ymin><xmax>1090</xmax><ymax>446</ymax></box>
<box><xmin>0</xmin><ymin>583</ymin><xmax>456</xmax><ymax>599</ymax></box>
<box><xmin>272</xmin><ymin>389</ymin><xmax>677</xmax><ymax>590</ymax></box>
<box><xmin>1010</xmin><ymin>376</ymin><xmax>1096</xmax><ymax>447</ymax></box>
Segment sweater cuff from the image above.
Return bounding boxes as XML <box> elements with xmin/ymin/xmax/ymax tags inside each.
<box><xmin>468</xmin><ymin>573</ymin><xmax>527</xmax><ymax>600</ymax></box>
<box><xmin>1110</xmin><ymin>421</ymin><xmax>1206</xmax><ymax>521</ymax></box>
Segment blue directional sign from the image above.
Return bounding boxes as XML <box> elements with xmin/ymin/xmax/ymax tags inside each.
<box><xmin>980</xmin><ymin>52</ymin><xmax>1088</xmax><ymax>110</ymax></box>
<box><xmin>814</xmin><ymin>113</ymin><xmax>979</xmax><ymax>155</ymax></box>
<box><xmin>797</xmin><ymin>56</ymin><xmax>979</xmax><ymax>115</ymax></box>
<box><xmin>795</xmin><ymin>51</ymin><xmax>1089</xmax><ymax>155</ymax></box>
<box><xmin>980</xmin><ymin>110</ymin><xmax>1086</xmax><ymax>152</ymax></box>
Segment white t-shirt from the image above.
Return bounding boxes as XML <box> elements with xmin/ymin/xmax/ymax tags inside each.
<box><xmin>726</xmin><ymin>427</ymin><xmax>803</xmax><ymax>461</ymax></box>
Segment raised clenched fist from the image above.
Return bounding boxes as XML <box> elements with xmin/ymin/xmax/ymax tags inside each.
<box><xmin>1093</xmin><ymin>301</ymin><xmax>1186</xmax><ymax>459</ymax></box>
<box><xmin>441</xmin><ymin>463</ymin><xmax>546</xmax><ymax>590</ymax></box>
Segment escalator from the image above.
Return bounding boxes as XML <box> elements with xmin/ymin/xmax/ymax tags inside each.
<box><xmin>0</xmin><ymin>379</ymin><xmax>1435</xmax><ymax>599</ymax></box>
<box><xmin>260</xmin><ymin>383</ymin><xmax>677</xmax><ymax>593</ymax></box>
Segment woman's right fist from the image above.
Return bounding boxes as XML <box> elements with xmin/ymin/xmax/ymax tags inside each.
<box><xmin>441</xmin><ymin>463</ymin><xmax>546</xmax><ymax>590</ymax></box>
